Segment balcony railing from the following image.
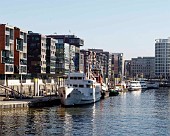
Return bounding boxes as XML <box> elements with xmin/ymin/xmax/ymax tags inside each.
<box><xmin>20</xmin><ymin>59</ymin><xmax>27</xmax><ymax>65</ymax></box>
<box><xmin>2</xmin><ymin>57</ymin><xmax>14</xmax><ymax>64</ymax></box>
<box><xmin>1</xmin><ymin>50</ymin><xmax>14</xmax><ymax>58</ymax></box>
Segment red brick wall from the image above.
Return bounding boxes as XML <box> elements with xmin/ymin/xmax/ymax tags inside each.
<box><xmin>0</xmin><ymin>25</ymin><xmax>5</xmax><ymax>74</ymax></box>
<box><xmin>14</xmin><ymin>27</ymin><xmax>20</xmax><ymax>72</ymax></box>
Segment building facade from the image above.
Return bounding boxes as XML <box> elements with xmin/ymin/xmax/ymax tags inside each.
<box><xmin>46</xmin><ymin>37</ymin><xmax>56</xmax><ymax>74</ymax></box>
<box><xmin>111</xmin><ymin>53</ymin><xmax>124</xmax><ymax>81</ymax></box>
<box><xmin>88</xmin><ymin>49</ymin><xmax>112</xmax><ymax>83</ymax></box>
<box><xmin>14</xmin><ymin>27</ymin><xmax>27</xmax><ymax>75</ymax></box>
<box><xmin>47</xmin><ymin>35</ymin><xmax>84</xmax><ymax>75</ymax></box>
<box><xmin>0</xmin><ymin>24</ymin><xmax>27</xmax><ymax>81</ymax></box>
<box><xmin>155</xmin><ymin>38</ymin><xmax>170</xmax><ymax>79</ymax></box>
<box><xmin>27</xmin><ymin>32</ymin><xmax>47</xmax><ymax>75</ymax></box>
<box><xmin>131</xmin><ymin>57</ymin><xmax>155</xmax><ymax>79</ymax></box>
<box><xmin>0</xmin><ymin>24</ymin><xmax>14</xmax><ymax>77</ymax></box>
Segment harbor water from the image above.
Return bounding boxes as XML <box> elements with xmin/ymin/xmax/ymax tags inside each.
<box><xmin>0</xmin><ymin>88</ymin><xmax>170</xmax><ymax>136</ymax></box>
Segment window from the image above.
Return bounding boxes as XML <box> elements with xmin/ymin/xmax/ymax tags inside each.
<box><xmin>79</xmin><ymin>85</ymin><xmax>84</xmax><ymax>88</ymax></box>
<box><xmin>73</xmin><ymin>84</ymin><xmax>78</xmax><ymax>87</ymax></box>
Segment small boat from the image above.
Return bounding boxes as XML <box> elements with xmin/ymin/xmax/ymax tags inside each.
<box><xmin>109</xmin><ymin>88</ymin><xmax>119</xmax><ymax>96</ymax></box>
<box><xmin>128</xmin><ymin>80</ymin><xmax>147</xmax><ymax>91</ymax></box>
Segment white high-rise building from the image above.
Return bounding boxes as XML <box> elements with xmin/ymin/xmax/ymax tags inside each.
<box><xmin>155</xmin><ymin>38</ymin><xmax>170</xmax><ymax>79</ymax></box>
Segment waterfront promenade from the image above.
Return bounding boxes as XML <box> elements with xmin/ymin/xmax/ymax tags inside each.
<box><xmin>0</xmin><ymin>95</ymin><xmax>60</xmax><ymax>109</ymax></box>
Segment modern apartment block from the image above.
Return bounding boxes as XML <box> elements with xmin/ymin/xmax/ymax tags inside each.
<box><xmin>80</xmin><ymin>49</ymin><xmax>96</xmax><ymax>74</ymax></box>
<box><xmin>131</xmin><ymin>57</ymin><xmax>155</xmax><ymax>78</ymax></box>
<box><xmin>14</xmin><ymin>27</ymin><xmax>27</xmax><ymax>75</ymax></box>
<box><xmin>102</xmin><ymin>51</ymin><xmax>112</xmax><ymax>83</ymax></box>
<box><xmin>0</xmin><ymin>24</ymin><xmax>27</xmax><ymax>81</ymax></box>
<box><xmin>88</xmin><ymin>49</ymin><xmax>112</xmax><ymax>83</ymax></box>
<box><xmin>46</xmin><ymin>37</ymin><xmax>56</xmax><ymax>74</ymax></box>
<box><xmin>155</xmin><ymin>38</ymin><xmax>170</xmax><ymax>79</ymax></box>
<box><xmin>111</xmin><ymin>53</ymin><xmax>124</xmax><ymax>80</ymax></box>
<box><xmin>27</xmin><ymin>31</ymin><xmax>47</xmax><ymax>75</ymax></box>
<box><xmin>0</xmin><ymin>24</ymin><xmax>14</xmax><ymax>77</ymax></box>
<box><xmin>47</xmin><ymin>35</ymin><xmax>84</xmax><ymax>75</ymax></box>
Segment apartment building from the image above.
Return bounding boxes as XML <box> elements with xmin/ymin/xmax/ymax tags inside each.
<box><xmin>0</xmin><ymin>24</ymin><xmax>14</xmax><ymax>76</ymax></box>
<box><xmin>88</xmin><ymin>49</ymin><xmax>112</xmax><ymax>83</ymax></box>
<box><xmin>47</xmin><ymin>35</ymin><xmax>84</xmax><ymax>75</ymax></box>
<box><xmin>111</xmin><ymin>53</ymin><xmax>124</xmax><ymax>79</ymax></box>
<box><xmin>27</xmin><ymin>31</ymin><xmax>47</xmax><ymax>75</ymax></box>
<box><xmin>46</xmin><ymin>37</ymin><xmax>56</xmax><ymax>74</ymax></box>
<box><xmin>0</xmin><ymin>24</ymin><xmax>27</xmax><ymax>81</ymax></box>
<box><xmin>14</xmin><ymin>27</ymin><xmax>27</xmax><ymax>75</ymax></box>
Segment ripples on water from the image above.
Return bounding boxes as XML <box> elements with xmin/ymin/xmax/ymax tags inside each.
<box><xmin>0</xmin><ymin>88</ymin><xmax>170</xmax><ymax>136</ymax></box>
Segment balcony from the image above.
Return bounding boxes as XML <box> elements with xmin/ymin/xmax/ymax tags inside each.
<box><xmin>2</xmin><ymin>57</ymin><xmax>14</xmax><ymax>64</ymax></box>
<box><xmin>5</xmin><ymin>31</ymin><xmax>10</xmax><ymax>35</ymax></box>
<box><xmin>1</xmin><ymin>50</ymin><xmax>14</xmax><ymax>58</ymax></box>
<box><xmin>16</xmin><ymin>38</ymin><xmax>23</xmax><ymax>51</ymax></box>
<box><xmin>20</xmin><ymin>59</ymin><xmax>27</xmax><ymax>65</ymax></box>
<box><xmin>5</xmin><ymin>64</ymin><xmax>14</xmax><ymax>73</ymax></box>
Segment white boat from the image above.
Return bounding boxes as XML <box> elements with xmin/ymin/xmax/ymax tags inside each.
<box><xmin>58</xmin><ymin>72</ymin><xmax>102</xmax><ymax>106</ymax></box>
<box><xmin>128</xmin><ymin>80</ymin><xmax>147</xmax><ymax>91</ymax></box>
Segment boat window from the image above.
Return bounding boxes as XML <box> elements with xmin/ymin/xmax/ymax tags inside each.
<box><xmin>79</xmin><ymin>85</ymin><xmax>84</xmax><ymax>88</ymax></box>
<box><xmin>70</xmin><ymin>77</ymin><xmax>74</xmax><ymax>79</ymax></box>
<box><xmin>86</xmin><ymin>84</ymin><xmax>90</xmax><ymax>88</ymax></box>
<box><xmin>73</xmin><ymin>84</ymin><xmax>78</xmax><ymax>87</ymax></box>
<box><xmin>90</xmin><ymin>93</ymin><xmax>93</xmax><ymax>95</ymax></box>
<box><xmin>73</xmin><ymin>77</ymin><xmax>77</xmax><ymax>80</ymax></box>
<box><xmin>78</xmin><ymin>77</ymin><xmax>82</xmax><ymax>80</ymax></box>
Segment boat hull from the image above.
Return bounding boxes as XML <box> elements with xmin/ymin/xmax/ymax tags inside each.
<box><xmin>58</xmin><ymin>86</ymin><xmax>101</xmax><ymax>106</ymax></box>
<box><xmin>109</xmin><ymin>89</ymin><xmax>119</xmax><ymax>96</ymax></box>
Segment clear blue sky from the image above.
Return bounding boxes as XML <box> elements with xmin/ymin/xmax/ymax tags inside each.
<box><xmin>1</xmin><ymin>0</ymin><xmax>170</xmax><ymax>59</ymax></box>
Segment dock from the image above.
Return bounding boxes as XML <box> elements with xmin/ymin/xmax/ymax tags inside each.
<box><xmin>0</xmin><ymin>95</ymin><xmax>61</xmax><ymax>109</ymax></box>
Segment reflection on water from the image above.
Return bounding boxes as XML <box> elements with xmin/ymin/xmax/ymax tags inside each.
<box><xmin>0</xmin><ymin>89</ymin><xmax>170</xmax><ymax>136</ymax></box>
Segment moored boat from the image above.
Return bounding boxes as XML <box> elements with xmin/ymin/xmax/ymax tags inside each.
<box><xmin>58</xmin><ymin>72</ymin><xmax>102</xmax><ymax>106</ymax></box>
<box><xmin>128</xmin><ymin>80</ymin><xmax>147</xmax><ymax>91</ymax></box>
<box><xmin>109</xmin><ymin>88</ymin><xmax>119</xmax><ymax>96</ymax></box>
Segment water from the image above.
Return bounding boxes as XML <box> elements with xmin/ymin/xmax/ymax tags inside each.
<box><xmin>0</xmin><ymin>88</ymin><xmax>170</xmax><ymax>136</ymax></box>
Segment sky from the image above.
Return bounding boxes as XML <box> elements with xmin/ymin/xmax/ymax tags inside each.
<box><xmin>1</xmin><ymin>0</ymin><xmax>170</xmax><ymax>59</ymax></box>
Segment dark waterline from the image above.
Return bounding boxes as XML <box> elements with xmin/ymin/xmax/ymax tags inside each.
<box><xmin>0</xmin><ymin>88</ymin><xmax>170</xmax><ymax>136</ymax></box>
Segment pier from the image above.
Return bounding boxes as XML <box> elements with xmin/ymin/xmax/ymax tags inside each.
<box><xmin>0</xmin><ymin>95</ymin><xmax>60</xmax><ymax>109</ymax></box>
<box><xmin>0</xmin><ymin>78</ymin><xmax>65</xmax><ymax>109</ymax></box>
